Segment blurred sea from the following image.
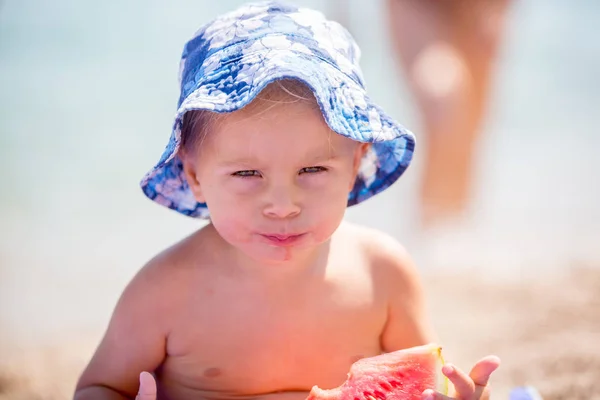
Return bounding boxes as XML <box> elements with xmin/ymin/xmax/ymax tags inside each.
<box><xmin>1</xmin><ymin>0</ymin><xmax>599</xmax><ymax>343</ymax></box>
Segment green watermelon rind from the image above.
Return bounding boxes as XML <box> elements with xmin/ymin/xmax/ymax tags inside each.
<box><xmin>436</xmin><ymin>346</ymin><xmax>449</xmax><ymax>395</ymax></box>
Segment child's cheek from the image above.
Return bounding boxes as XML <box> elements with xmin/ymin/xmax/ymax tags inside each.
<box><xmin>299</xmin><ymin>171</ymin><xmax>352</xmax><ymax>199</ymax></box>
<box><xmin>297</xmin><ymin>172</ymin><xmax>335</xmax><ymax>191</ymax></box>
<box><xmin>226</xmin><ymin>178</ymin><xmax>263</xmax><ymax>195</ymax></box>
<box><xmin>212</xmin><ymin>215</ymin><xmax>252</xmax><ymax>246</ymax></box>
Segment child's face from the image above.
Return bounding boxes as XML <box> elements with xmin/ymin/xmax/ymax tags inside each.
<box><xmin>183</xmin><ymin>96</ymin><xmax>368</xmax><ymax>264</ymax></box>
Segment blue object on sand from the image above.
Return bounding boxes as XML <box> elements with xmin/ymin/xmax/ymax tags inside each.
<box><xmin>509</xmin><ymin>386</ymin><xmax>543</xmax><ymax>400</ymax></box>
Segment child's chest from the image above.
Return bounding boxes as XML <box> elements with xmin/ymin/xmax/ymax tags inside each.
<box><xmin>159</xmin><ymin>264</ymin><xmax>388</xmax><ymax>398</ymax></box>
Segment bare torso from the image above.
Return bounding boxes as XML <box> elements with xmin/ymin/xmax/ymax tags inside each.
<box><xmin>75</xmin><ymin>222</ymin><xmax>430</xmax><ymax>400</ymax></box>
<box><xmin>154</xmin><ymin>223</ymin><xmax>388</xmax><ymax>400</ymax></box>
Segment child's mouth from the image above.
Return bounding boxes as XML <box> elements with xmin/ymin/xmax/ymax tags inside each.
<box><xmin>260</xmin><ymin>233</ymin><xmax>306</xmax><ymax>247</ymax></box>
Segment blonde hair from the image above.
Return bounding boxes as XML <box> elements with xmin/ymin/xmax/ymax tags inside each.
<box><xmin>180</xmin><ymin>79</ymin><xmax>318</xmax><ymax>154</ymax></box>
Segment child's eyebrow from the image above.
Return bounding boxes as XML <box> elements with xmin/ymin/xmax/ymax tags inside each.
<box><xmin>307</xmin><ymin>152</ymin><xmax>340</xmax><ymax>163</ymax></box>
<box><xmin>216</xmin><ymin>158</ymin><xmax>257</xmax><ymax>167</ymax></box>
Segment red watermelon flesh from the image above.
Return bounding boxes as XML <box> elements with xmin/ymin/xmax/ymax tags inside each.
<box><xmin>306</xmin><ymin>344</ymin><xmax>447</xmax><ymax>400</ymax></box>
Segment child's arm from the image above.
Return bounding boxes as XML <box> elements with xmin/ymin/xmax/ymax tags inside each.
<box><xmin>371</xmin><ymin>233</ymin><xmax>500</xmax><ymax>400</ymax></box>
<box><xmin>74</xmin><ymin>261</ymin><xmax>169</xmax><ymax>399</ymax></box>
<box><xmin>368</xmin><ymin>233</ymin><xmax>436</xmax><ymax>352</ymax></box>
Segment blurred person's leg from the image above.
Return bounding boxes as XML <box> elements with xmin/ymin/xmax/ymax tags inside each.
<box><xmin>386</xmin><ymin>0</ymin><xmax>511</xmax><ymax>228</ymax></box>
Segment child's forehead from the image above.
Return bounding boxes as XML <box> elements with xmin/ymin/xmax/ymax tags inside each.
<box><xmin>206</xmin><ymin>106</ymin><xmax>357</xmax><ymax>160</ymax></box>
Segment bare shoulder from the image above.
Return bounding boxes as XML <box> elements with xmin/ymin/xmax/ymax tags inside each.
<box><xmin>125</xmin><ymin>225</ymin><xmax>209</xmax><ymax>304</ymax></box>
<box><xmin>336</xmin><ymin>222</ymin><xmax>434</xmax><ymax>351</ymax></box>
<box><xmin>139</xmin><ymin>222</ymin><xmax>220</xmax><ymax>284</ymax></box>
<box><xmin>336</xmin><ymin>221</ymin><xmax>417</xmax><ymax>281</ymax></box>
<box><xmin>75</xmin><ymin>224</ymin><xmax>216</xmax><ymax>395</ymax></box>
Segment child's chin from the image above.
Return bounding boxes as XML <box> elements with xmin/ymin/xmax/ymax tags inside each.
<box><xmin>251</xmin><ymin>247</ymin><xmax>299</xmax><ymax>264</ymax></box>
<box><xmin>241</xmin><ymin>244</ymin><xmax>310</xmax><ymax>265</ymax></box>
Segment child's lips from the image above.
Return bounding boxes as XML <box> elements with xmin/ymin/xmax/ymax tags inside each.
<box><xmin>260</xmin><ymin>233</ymin><xmax>306</xmax><ymax>246</ymax></box>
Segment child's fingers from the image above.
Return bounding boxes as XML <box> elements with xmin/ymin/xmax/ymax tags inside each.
<box><xmin>443</xmin><ymin>364</ymin><xmax>475</xmax><ymax>398</ymax></box>
<box><xmin>469</xmin><ymin>356</ymin><xmax>500</xmax><ymax>399</ymax></box>
<box><xmin>136</xmin><ymin>371</ymin><xmax>157</xmax><ymax>400</ymax></box>
<box><xmin>469</xmin><ymin>356</ymin><xmax>500</xmax><ymax>386</ymax></box>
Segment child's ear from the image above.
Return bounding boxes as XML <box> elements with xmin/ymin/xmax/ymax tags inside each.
<box><xmin>350</xmin><ymin>143</ymin><xmax>370</xmax><ymax>189</ymax></box>
<box><xmin>181</xmin><ymin>151</ymin><xmax>206</xmax><ymax>204</ymax></box>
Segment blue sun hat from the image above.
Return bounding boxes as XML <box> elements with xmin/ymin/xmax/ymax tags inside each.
<box><xmin>140</xmin><ymin>1</ymin><xmax>416</xmax><ymax>219</ymax></box>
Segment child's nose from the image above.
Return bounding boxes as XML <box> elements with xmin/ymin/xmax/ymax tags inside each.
<box><xmin>262</xmin><ymin>186</ymin><xmax>301</xmax><ymax>219</ymax></box>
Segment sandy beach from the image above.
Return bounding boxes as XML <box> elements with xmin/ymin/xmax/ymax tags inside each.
<box><xmin>1</xmin><ymin>266</ymin><xmax>598</xmax><ymax>400</ymax></box>
<box><xmin>426</xmin><ymin>266</ymin><xmax>600</xmax><ymax>400</ymax></box>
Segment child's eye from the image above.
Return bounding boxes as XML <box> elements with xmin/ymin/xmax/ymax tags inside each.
<box><xmin>299</xmin><ymin>166</ymin><xmax>327</xmax><ymax>174</ymax></box>
<box><xmin>232</xmin><ymin>170</ymin><xmax>261</xmax><ymax>178</ymax></box>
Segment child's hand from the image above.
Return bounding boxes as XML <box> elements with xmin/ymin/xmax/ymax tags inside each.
<box><xmin>422</xmin><ymin>356</ymin><xmax>500</xmax><ymax>400</ymax></box>
<box><xmin>136</xmin><ymin>371</ymin><xmax>157</xmax><ymax>400</ymax></box>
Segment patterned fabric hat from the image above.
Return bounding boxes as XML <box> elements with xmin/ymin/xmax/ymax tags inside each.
<box><xmin>140</xmin><ymin>1</ymin><xmax>416</xmax><ymax>218</ymax></box>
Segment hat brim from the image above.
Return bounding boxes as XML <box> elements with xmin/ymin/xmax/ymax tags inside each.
<box><xmin>140</xmin><ymin>46</ymin><xmax>415</xmax><ymax>218</ymax></box>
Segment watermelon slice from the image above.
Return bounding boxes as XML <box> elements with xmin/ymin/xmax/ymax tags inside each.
<box><xmin>307</xmin><ymin>344</ymin><xmax>448</xmax><ymax>400</ymax></box>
